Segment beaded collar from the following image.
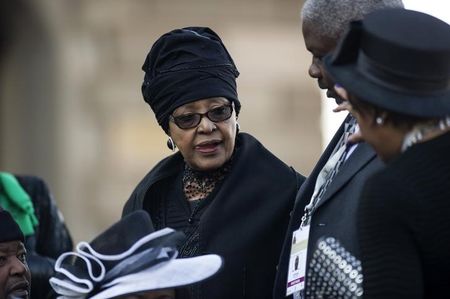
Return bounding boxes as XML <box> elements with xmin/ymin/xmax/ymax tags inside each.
<box><xmin>401</xmin><ymin>116</ymin><xmax>450</xmax><ymax>152</ymax></box>
<box><xmin>182</xmin><ymin>160</ymin><xmax>232</xmax><ymax>201</ymax></box>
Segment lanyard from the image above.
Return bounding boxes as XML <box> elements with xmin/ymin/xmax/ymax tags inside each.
<box><xmin>300</xmin><ymin>118</ymin><xmax>356</xmax><ymax>227</ymax></box>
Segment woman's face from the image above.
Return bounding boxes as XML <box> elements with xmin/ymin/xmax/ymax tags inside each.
<box><xmin>335</xmin><ymin>86</ymin><xmax>406</xmax><ymax>162</ymax></box>
<box><xmin>168</xmin><ymin>97</ymin><xmax>237</xmax><ymax>171</ymax></box>
<box><xmin>353</xmin><ymin>111</ymin><xmax>406</xmax><ymax>162</ymax></box>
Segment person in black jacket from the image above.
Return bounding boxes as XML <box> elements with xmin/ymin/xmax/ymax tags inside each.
<box><xmin>273</xmin><ymin>1</ymin><xmax>403</xmax><ymax>298</ymax></box>
<box><xmin>325</xmin><ymin>9</ymin><xmax>450</xmax><ymax>298</ymax></box>
<box><xmin>0</xmin><ymin>173</ymin><xmax>73</xmax><ymax>299</ymax></box>
<box><xmin>122</xmin><ymin>27</ymin><xmax>305</xmax><ymax>299</ymax></box>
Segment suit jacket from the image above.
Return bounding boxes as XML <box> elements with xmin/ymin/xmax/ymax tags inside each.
<box><xmin>273</xmin><ymin>115</ymin><xmax>384</xmax><ymax>298</ymax></box>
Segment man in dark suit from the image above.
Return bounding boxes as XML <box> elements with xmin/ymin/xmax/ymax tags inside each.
<box><xmin>273</xmin><ymin>0</ymin><xmax>404</xmax><ymax>298</ymax></box>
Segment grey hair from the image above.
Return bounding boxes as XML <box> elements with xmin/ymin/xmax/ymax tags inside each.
<box><xmin>301</xmin><ymin>0</ymin><xmax>404</xmax><ymax>39</ymax></box>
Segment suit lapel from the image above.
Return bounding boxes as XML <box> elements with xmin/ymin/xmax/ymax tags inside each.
<box><xmin>315</xmin><ymin>142</ymin><xmax>377</xmax><ymax>210</ymax></box>
<box><xmin>293</xmin><ymin>118</ymin><xmax>347</xmax><ymax>207</ymax></box>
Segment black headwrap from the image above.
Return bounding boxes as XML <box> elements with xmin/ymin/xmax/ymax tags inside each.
<box><xmin>0</xmin><ymin>207</ymin><xmax>24</xmax><ymax>243</ymax></box>
<box><xmin>141</xmin><ymin>27</ymin><xmax>241</xmax><ymax>133</ymax></box>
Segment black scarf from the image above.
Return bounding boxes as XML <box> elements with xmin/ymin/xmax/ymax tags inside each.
<box><xmin>123</xmin><ymin>133</ymin><xmax>304</xmax><ymax>299</ymax></box>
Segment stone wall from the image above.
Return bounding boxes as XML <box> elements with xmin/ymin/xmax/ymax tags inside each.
<box><xmin>0</xmin><ymin>0</ymin><xmax>322</xmax><ymax>241</ymax></box>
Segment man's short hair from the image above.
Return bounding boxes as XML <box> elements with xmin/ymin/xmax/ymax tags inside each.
<box><xmin>301</xmin><ymin>0</ymin><xmax>404</xmax><ymax>39</ymax></box>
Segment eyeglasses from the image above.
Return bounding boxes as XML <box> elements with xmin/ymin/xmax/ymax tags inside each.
<box><xmin>169</xmin><ymin>104</ymin><xmax>233</xmax><ymax>129</ymax></box>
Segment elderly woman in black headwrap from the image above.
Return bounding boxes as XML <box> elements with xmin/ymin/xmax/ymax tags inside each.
<box><xmin>122</xmin><ymin>27</ymin><xmax>305</xmax><ymax>299</ymax></box>
<box><xmin>322</xmin><ymin>8</ymin><xmax>450</xmax><ymax>298</ymax></box>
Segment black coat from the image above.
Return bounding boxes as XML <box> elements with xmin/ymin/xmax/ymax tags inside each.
<box><xmin>123</xmin><ymin>133</ymin><xmax>305</xmax><ymax>299</ymax></box>
<box><xmin>358</xmin><ymin>132</ymin><xmax>450</xmax><ymax>298</ymax></box>
<box><xmin>273</xmin><ymin>116</ymin><xmax>384</xmax><ymax>298</ymax></box>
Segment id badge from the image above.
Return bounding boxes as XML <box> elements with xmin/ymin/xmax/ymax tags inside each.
<box><xmin>286</xmin><ymin>225</ymin><xmax>309</xmax><ymax>296</ymax></box>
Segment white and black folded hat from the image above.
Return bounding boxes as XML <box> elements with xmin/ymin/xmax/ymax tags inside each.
<box><xmin>50</xmin><ymin>210</ymin><xmax>222</xmax><ymax>299</ymax></box>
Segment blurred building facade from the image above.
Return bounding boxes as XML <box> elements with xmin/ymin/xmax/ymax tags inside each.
<box><xmin>1</xmin><ymin>0</ymin><xmax>323</xmax><ymax>241</ymax></box>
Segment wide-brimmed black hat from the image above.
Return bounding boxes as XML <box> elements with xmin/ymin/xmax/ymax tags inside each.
<box><xmin>50</xmin><ymin>211</ymin><xmax>223</xmax><ymax>299</ymax></box>
<box><xmin>324</xmin><ymin>8</ymin><xmax>450</xmax><ymax>117</ymax></box>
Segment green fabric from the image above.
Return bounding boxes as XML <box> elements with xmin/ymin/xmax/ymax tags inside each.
<box><xmin>0</xmin><ymin>172</ymin><xmax>38</xmax><ymax>236</ymax></box>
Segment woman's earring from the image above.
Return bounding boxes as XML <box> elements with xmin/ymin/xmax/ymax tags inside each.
<box><xmin>236</xmin><ymin>122</ymin><xmax>240</xmax><ymax>133</ymax></box>
<box><xmin>167</xmin><ymin>137</ymin><xmax>176</xmax><ymax>152</ymax></box>
<box><xmin>375</xmin><ymin>116</ymin><xmax>384</xmax><ymax>126</ymax></box>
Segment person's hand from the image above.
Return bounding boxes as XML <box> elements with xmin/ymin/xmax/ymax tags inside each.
<box><xmin>333</xmin><ymin>84</ymin><xmax>365</xmax><ymax>145</ymax></box>
<box><xmin>333</xmin><ymin>100</ymin><xmax>351</xmax><ymax>113</ymax></box>
<box><xmin>334</xmin><ymin>84</ymin><xmax>348</xmax><ymax>101</ymax></box>
<box><xmin>333</xmin><ymin>84</ymin><xmax>351</xmax><ymax>113</ymax></box>
<box><xmin>347</xmin><ymin>130</ymin><xmax>364</xmax><ymax>145</ymax></box>
<box><xmin>333</xmin><ymin>84</ymin><xmax>349</xmax><ymax>112</ymax></box>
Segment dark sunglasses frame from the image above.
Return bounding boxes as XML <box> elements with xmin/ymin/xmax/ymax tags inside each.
<box><xmin>169</xmin><ymin>104</ymin><xmax>234</xmax><ymax>129</ymax></box>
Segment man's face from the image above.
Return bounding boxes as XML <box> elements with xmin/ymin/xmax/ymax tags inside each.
<box><xmin>302</xmin><ymin>20</ymin><xmax>342</xmax><ymax>103</ymax></box>
<box><xmin>0</xmin><ymin>241</ymin><xmax>31</xmax><ymax>299</ymax></box>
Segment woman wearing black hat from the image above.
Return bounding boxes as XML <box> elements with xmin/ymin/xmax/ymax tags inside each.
<box><xmin>325</xmin><ymin>8</ymin><xmax>450</xmax><ymax>298</ymax></box>
<box><xmin>121</xmin><ymin>27</ymin><xmax>305</xmax><ymax>299</ymax></box>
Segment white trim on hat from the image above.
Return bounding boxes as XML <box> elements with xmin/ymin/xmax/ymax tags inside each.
<box><xmin>77</xmin><ymin>227</ymin><xmax>176</xmax><ymax>261</ymax></box>
<box><xmin>50</xmin><ymin>225</ymin><xmax>223</xmax><ymax>299</ymax></box>
<box><xmin>91</xmin><ymin>254</ymin><xmax>222</xmax><ymax>299</ymax></box>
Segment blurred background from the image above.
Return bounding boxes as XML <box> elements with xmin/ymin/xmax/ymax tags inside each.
<box><xmin>1</xmin><ymin>0</ymin><xmax>320</xmax><ymax>241</ymax></box>
<box><xmin>1</xmin><ymin>0</ymin><xmax>448</xmax><ymax>242</ymax></box>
